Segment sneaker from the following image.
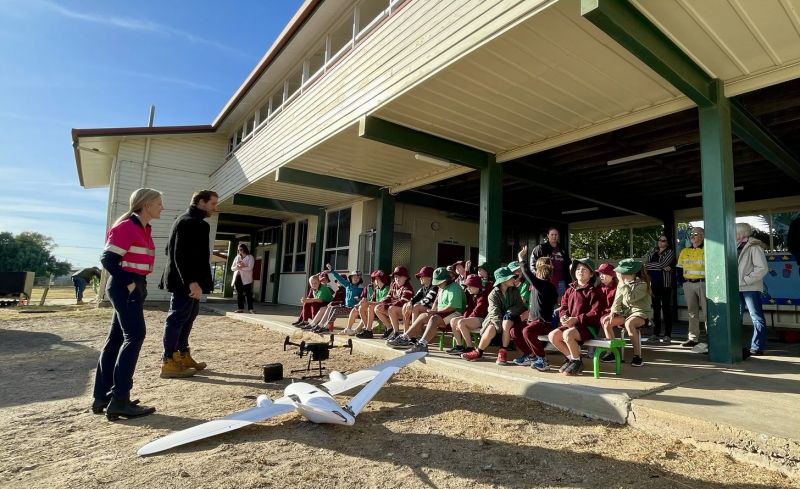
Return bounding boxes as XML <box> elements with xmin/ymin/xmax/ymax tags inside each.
<box><xmin>388</xmin><ymin>336</ymin><xmax>413</xmax><ymax>349</ymax></box>
<box><xmin>495</xmin><ymin>348</ymin><xmax>508</xmax><ymax>365</ymax></box>
<box><xmin>446</xmin><ymin>345</ymin><xmax>465</xmax><ymax>356</ymax></box>
<box><xmin>301</xmin><ymin>323</ymin><xmax>314</xmax><ymax>331</ymax></box>
<box><xmin>291</xmin><ymin>319</ymin><xmax>304</xmax><ymax>326</ymax></box>
<box><xmin>382</xmin><ymin>328</ymin><xmax>395</xmax><ymax>339</ymax></box>
<box><xmin>660</xmin><ymin>336</ymin><xmax>671</xmax><ymax>344</ymax></box>
<box><xmin>631</xmin><ymin>355</ymin><xmax>644</xmax><ymax>367</ymax></box>
<box><xmin>558</xmin><ymin>359</ymin><xmax>571</xmax><ymax>373</ymax></box>
<box><xmin>341</xmin><ymin>327</ymin><xmax>357</xmax><ymax>336</ymax></box>
<box><xmin>531</xmin><ymin>356</ymin><xmax>550</xmax><ymax>372</ymax></box>
<box><xmin>405</xmin><ymin>342</ymin><xmax>428</xmax><ymax>354</ymax></box>
<box><xmin>311</xmin><ymin>325</ymin><xmax>327</xmax><ymax>334</ymax></box>
<box><xmin>355</xmin><ymin>329</ymin><xmax>374</xmax><ymax>339</ymax></box>
<box><xmin>512</xmin><ymin>354</ymin><xmax>531</xmax><ymax>366</ymax></box>
<box><xmin>681</xmin><ymin>339</ymin><xmax>698</xmax><ymax>347</ymax></box>
<box><xmin>600</xmin><ymin>351</ymin><xmax>616</xmax><ymax>363</ymax></box>
<box><xmin>750</xmin><ymin>349</ymin><xmax>764</xmax><ymax>356</ymax></box>
<box><xmin>562</xmin><ymin>359</ymin><xmax>583</xmax><ymax>376</ymax></box>
<box><xmin>691</xmin><ymin>342</ymin><xmax>709</xmax><ymax>354</ymax></box>
<box><xmin>234</xmin><ymin>309</ymin><xmax>244</xmax><ymax>313</ymax></box>
<box><xmin>461</xmin><ymin>349</ymin><xmax>483</xmax><ymax>361</ymax></box>
<box><xmin>643</xmin><ymin>336</ymin><xmax>659</xmax><ymax>344</ymax></box>
<box><xmin>249</xmin><ymin>309</ymin><xmax>256</xmax><ymax>314</ymax></box>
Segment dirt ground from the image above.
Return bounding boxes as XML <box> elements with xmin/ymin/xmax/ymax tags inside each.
<box><xmin>0</xmin><ymin>305</ymin><xmax>797</xmax><ymax>489</ymax></box>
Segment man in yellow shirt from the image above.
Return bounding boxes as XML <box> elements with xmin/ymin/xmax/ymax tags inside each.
<box><xmin>677</xmin><ymin>227</ymin><xmax>706</xmax><ymax>347</ymax></box>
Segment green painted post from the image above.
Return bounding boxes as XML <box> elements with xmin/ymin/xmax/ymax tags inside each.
<box><xmin>272</xmin><ymin>226</ymin><xmax>283</xmax><ymax>304</ymax></box>
<box><xmin>375</xmin><ymin>189</ymin><xmax>395</xmax><ymax>273</ymax></box>
<box><xmin>699</xmin><ymin>79</ymin><xmax>741</xmax><ymax>363</ymax></box>
<box><xmin>313</xmin><ymin>210</ymin><xmax>326</xmax><ymax>273</ymax></box>
<box><xmin>223</xmin><ymin>239</ymin><xmax>237</xmax><ymax>298</ymax></box>
<box><xmin>479</xmin><ymin>156</ymin><xmax>502</xmax><ymax>270</ymax></box>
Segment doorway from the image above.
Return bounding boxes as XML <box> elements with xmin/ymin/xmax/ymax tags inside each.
<box><xmin>437</xmin><ymin>242</ymin><xmax>465</xmax><ymax>268</ymax></box>
<box><xmin>260</xmin><ymin>249</ymin><xmax>275</xmax><ymax>303</ymax></box>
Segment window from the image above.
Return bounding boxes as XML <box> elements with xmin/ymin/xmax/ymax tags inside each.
<box><xmin>269</xmin><ymin>88</ymin><xmax>283</xmax><ymax>117</ymax></box>
<box><xmin>305</xmin><ymin>42</ymin><xmax>325</xmax><ymax>83</ymax></box>
<box><xmin>329</xmin><ymin>19</ymin><xmax>354</xmax><ymax>63</ymax></box>
<box><xmin>772</xmin><ymin>211</ymin><xmax>800</xmax><ymax>251</ymax></box>
<box><xmin>257</xmin><ymin>101</ymin><xmax>270</xmax><ymax>126</ymax></box>
<box><xmin>324</xmin><ymin>208</ymin><xmax>352</xmax><ymax>270</ymax></box>
<box><xmin>285</xmin><ymin>68</ymin><xmax>302</xmax><ymax>101</ymax></box>
<box><xmin>283</xmin><ymin>219</ymin><xmax>309</xmax><ymax>273</ymax></box>
<box><xmin>244</xmin><ymin>115</ymin><xmax>255</xmax><ymax>137</ymax></box>
<box><xmin>235</xmin><ymin>126</ymin><xmax>243</xmax><ymax>146</ymax></box>
<box><xmin>356</xmin><ymin>0</ymin><xmax>388</xmax><ymax>37</ymax></box>
<box><xmin>227</xmin><ymin>135</ymin><xmax>235</xmax><ymax>154</ymax></box>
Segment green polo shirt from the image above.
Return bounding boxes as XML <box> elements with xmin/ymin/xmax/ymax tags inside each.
<box><xmin>437</xmin><ymin>281</ymin><xmax>466</xmax><ymax>313</ymax></box>
<box><xmin>375</xmin><ymin>285</ymin><xmax>389</xmax><ymax>302</ymax></box>
<box><xmin>313</xmin><ymin>286</ymin><xmax>333</xmax><ymax>302</ymax></box>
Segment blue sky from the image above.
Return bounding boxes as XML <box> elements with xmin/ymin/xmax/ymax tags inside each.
<box><xmin>0</xmin><ymin>0</ymin><xmax>304</xmax><ymax>267</ymax></box>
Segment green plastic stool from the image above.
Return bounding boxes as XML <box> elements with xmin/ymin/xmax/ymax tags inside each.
<box><xmin>591</xmin><ymin>338</ymin><xmax>626</xmax><ymax>379</ymax></box>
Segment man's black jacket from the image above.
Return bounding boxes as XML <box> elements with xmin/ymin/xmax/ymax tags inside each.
<box><xmin>160</xmin><ymin>205</ymin><xmax>213</xmax><ymax>294</ymax></box>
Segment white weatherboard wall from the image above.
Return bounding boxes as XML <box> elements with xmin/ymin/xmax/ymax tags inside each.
<box><xmin>110</xmin><ymin>135</ymin><xmax>227</xmax><ymax>301</ymax></box>
<box><xmin>212</xmin><ymin>0</ymin><xmax>554</xmax><ymax>199</ymax></box>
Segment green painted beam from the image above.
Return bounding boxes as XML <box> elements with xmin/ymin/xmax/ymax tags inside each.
<box><xmin>217</xmin><ymin>224</ymin><xmax>257</xmax><ymax>235</ymax></box>
<box><xmin>272</xmin><ymin>226</ymin><xmax>283</xmax><ymax>304</ymax></box>
<box><xmin>503</xmin><ymin>164</ymin><xmax>660</xmax><ymax>217</ymax></box>
<box><xmin>479</xmin><ymin>157</ymin><xmax>502</xmax><ymax>270</ymax></box>
<box><xmin>313</xmin><ymin>210</ymin><xmax>326</xmax><ymax>273</ymax></box>
<box><xmin>358</xmin><ymin>116</ymin><xmax>490</xmax><ymax>170</ymax></box>
<box><xmin>581</xmin><ymin>0</ymin><xmax>714</xmax><ymax>107</ymax></box>
<box><xmin>232</xmin><ymin>193</ymin><xmax>322</xmax><ymax>216</ymax></box>
<box><xmin>375</xmin><ymin>189</ymin><xmax>395</xmax><ymax>273</ymax></box>
<box><xmin>275</xmin><ymin>167</ymin><xmax>382</xmax><ymax>198</ymax></box>
<box><xmin>730</xmin><ymin>100</ymin><xmax>800</xmax><ymax>183</ymax></box>
<box><xmin>699</xmin><ymin>80</ymin><xmax>741</xmax><ymax>363</ymax></box>
<box><xmin>223</xmin><ymin>240</ymin><xmax>237</xmax><ymax>298</ymax></box>
<box><xmin>217</xmin><ymin>213</ymin><xmax>282</xmax><ymax>228</ymax></box>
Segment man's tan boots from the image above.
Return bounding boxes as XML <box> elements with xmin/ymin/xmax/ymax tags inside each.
<box><xmin>160</xmin><ymin>352</ymin><xmax>196</xmax><ymax>378</ymax></box>
<box><xmin>180</xmin><ymin>349</ymin><xmax>207</xmax><ymax>371</ymax></box>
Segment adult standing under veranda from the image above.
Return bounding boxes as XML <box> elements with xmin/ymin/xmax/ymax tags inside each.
<box><xmin>92</xmin><ymin>188</ymin><xmax>162</xmax><ymax>419</ymax></box>
<box><xmin>71</xmin><ymin>266</ymin><xmax>100</xmax><ymax>305</ymax></box>
<box><xmin>736</xmin><ymin>223</ymin><xmax>769</xmax><ymax>355</ymax></box>
<box><xmin>644</xmin><ymin>234</ymin><xmax>676</xmax><ymax>344</ymax></box>
<box><xmin>159</xmin><ymin>190</ymin><xmax>218</xmax><ymax>378</ymax></box>
<box><xmin>677</xmin><ymin>226</ymin><xmax>706</xmax><ymax>348</ymax></box>
<box><xmin>529</xmin><ymin>227</ymin><xmax>570</xmax><ymax>298</ymax></box>
<box><xmin>231</xmin><ymin>243</ymin><xmax>255</xmax><ymax>314</ymax></box>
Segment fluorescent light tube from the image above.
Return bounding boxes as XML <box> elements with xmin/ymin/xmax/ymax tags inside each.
<box><xmin>607</xmin><ymin>146</ymin><xmax>676</xmax><ymax>166</ymax></box>
<box><xmin>415</xmin><ymin>153</ymin><xmax>452</xmax><ymax>167</ymax></box>
<box><xmin>561</xmin><ymin>207</ymin><xmax>599</xmax><ymax>215</ymax></box>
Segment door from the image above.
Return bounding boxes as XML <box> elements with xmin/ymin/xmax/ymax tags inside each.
<box><xmin>437</xmin><ymin>243</ymin><xmax>465</xmax><ymax>268</ymax></box>
<box><xmin>259</xmin><ymin>251</ymin><xmax>269</xmax><ymax>302</ymax></box>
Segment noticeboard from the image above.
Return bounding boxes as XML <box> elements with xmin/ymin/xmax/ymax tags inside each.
<box><xmin>763</xmin><ymin>253</ymin><xmax>800</xmax><ymax>305</ymax></box>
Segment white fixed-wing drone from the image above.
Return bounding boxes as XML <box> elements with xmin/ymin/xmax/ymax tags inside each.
<box><xmin>137</xmin><ymin>351</ymin><xmax>426</xmax><ymax>456</ymax></box>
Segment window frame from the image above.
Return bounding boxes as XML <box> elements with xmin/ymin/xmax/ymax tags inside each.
<box><xmin>282</xmin><ymin>218</ymin><xmax>310</xmax><ymax>273</ymax></box>
<box><xmin>323</xmin><ymin>208</ymin><xmax>352</xmax><ymax>271</ymax></box>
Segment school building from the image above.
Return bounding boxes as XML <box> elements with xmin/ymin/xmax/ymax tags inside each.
<box><xmin>72</xmin><ymin>0</ymin><xmax>800</xmax><ymax>362</ymax></box>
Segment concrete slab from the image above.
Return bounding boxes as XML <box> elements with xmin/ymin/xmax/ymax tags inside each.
<box><xmin>201</xmin><ymin>300</ymin><xmax>800</xmax><ymax>474</ymax></box>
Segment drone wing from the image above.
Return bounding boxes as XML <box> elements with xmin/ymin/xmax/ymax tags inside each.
<box><xmin>322</xmin><ymin>351</ymin><xmax>426</xmax><ymax>396</ymax></box>
<box><xmin>345</xmin><ymin>366</ymin><xmax>399</xmax><ymax>416</ymax></box>
<box><xmin>137</xmin><ymin>398</ymin><xmax>294</xmax><ymax>456</ymax></box>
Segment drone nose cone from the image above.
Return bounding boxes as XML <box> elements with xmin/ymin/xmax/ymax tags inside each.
<box><xmin>256</xmin><ymin>395</ymin><xmax>271</xmax><ymax>408</ymax></box>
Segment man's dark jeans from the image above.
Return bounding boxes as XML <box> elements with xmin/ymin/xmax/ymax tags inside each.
<box><xmin>163</xmin><ymin>291</ymin><xmax>200</xmax><ymax>359</ymax></box>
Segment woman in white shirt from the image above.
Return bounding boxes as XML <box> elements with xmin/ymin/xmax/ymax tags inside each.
<box><xmin>231</xmin><ymin>243</ymin><xmax>255</xmax><ymax>313</ymax></box>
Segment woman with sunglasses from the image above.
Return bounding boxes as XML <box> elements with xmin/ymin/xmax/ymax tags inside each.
<box><xmin>643</xmin><ymin>234</ymin><xmax>676</xmax><ymax>344</ymax></box>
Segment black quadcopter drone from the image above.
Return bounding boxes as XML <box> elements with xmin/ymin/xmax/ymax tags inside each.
<box><xmin>283</xmin><ymin>334</ymin><xmax>353</xmax><ymax>379</ymax></box>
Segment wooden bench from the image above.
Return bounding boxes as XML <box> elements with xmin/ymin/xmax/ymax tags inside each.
<box><xmin>537</xmin><ymin>335</ymin><xmax>626</xmax><ymax>379</ymax></box>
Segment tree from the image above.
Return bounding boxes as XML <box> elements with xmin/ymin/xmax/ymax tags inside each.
<box><xmin>0</xmin><ymin>231</ymin><xmax>73</xmax><ymax>277</ymax></box>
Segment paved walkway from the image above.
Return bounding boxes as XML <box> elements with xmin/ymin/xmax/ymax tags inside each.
<box><xmin>203</xmin><ymin>299</ymin><xmax>800</xmax><ymax>474</ymax></box>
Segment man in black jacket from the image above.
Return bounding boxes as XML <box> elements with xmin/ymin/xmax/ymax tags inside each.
<box><xmin>529</xmin><ymin>227</ymin><xmax>570</xmax><ymax>298</ymax></box>
<box><xmin>159</xmin><ymin>190</ymin><xmax>218</xmax><ymax>378</ymax></box>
